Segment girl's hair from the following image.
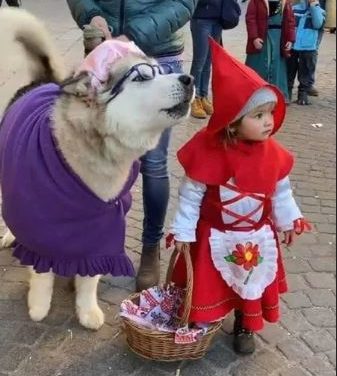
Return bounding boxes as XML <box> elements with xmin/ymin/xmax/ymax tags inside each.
<box><xmin>220</xmin><ymin>118</ymin><xmax>242</xmax><ymax>147</ymax></box>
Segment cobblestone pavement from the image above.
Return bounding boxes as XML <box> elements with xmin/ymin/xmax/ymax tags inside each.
<box><xmin>0</xmin><ymin>1</ymin><xmax>336</xmax><ymax>375</ymax></box>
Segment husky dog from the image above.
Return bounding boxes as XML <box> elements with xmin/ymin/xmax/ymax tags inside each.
<box><xmin>0</xmin><ymin>9</ymin><xmax>194</xmax><ymax>330</ymax></box>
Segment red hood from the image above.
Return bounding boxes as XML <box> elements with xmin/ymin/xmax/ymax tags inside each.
<box><xmin>177</xmin><ymin>40</ymin><xmax>293</xmax><ymax>194</ymax></box>
<box><xmin>207</xmin><ymin>39</ymin><xmax>286</xmax><ymax>135</ymax></box>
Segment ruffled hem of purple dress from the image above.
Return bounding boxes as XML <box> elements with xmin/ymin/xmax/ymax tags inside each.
<box><xmin>13</xmin><ymin>245</ymin><xmax>135</xmax><ymax>277</ymax></box>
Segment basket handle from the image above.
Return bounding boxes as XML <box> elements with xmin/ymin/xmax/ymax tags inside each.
<box><xmin>166</xmin><ymin>245</ymin><xmax>193</xmax><ymax>326</ymax></box>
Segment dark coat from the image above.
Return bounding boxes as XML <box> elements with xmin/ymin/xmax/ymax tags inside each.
<box><xmin>193</xmin><ymin>0</ymin><xmax>223</xmax><ymax>19</ymax></box>
<box><xmin>246</xmin><ymin>0</ymin><xmax>296</xmax><ymax>57</ymax></box>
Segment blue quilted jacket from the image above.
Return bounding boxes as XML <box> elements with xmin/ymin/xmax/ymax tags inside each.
<box><xmin>67</xmin><ymin>0</ymin><xmax>198</xmax><ymax>57</ymax></box>
<box><xmin>292</xmin><ymin>0</ymin><xmax>326</xmax><ymax>51</ymax></box>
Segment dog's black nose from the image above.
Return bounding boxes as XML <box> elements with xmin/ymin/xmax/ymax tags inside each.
<box><xmin>179</xmin><ymin>75</ymin><xmax>194</xmax><ymax>87</ymax></box>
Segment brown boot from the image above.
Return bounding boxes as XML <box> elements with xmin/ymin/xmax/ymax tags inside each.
<box><xmin>191</xmin><ymin>98</ymin><xmax>207</xmax><ymax>119</ymax></box>
<box><xmin>136</xmin><ymin>244</ymin><xmax>161</xmax><ymax>292</ymax></box>
<box><xmin>201</xmin><ymin>97</ymin><xmax>214</xmax><ymax>116</ymax></box>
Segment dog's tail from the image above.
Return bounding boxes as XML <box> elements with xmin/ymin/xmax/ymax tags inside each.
<box><xmin>0</xmin><ymin>8</ymin><xmax>66</xmax><ymax>83</ymax></box>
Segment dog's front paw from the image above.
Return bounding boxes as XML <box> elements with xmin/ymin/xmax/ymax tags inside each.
<box><xmin>1</xmin><ymin>229</ymin><xmax>16</xmax><ymax>248</ymax></box>
<box><xmin>77</xmin><ymin>305</ymin><xmax>105</xmax><ymax>330</ymax></box>
<box><xmin>29</xmin><ymin>304</ymin><xmax>50</xmax><ymax>322</ymax></box>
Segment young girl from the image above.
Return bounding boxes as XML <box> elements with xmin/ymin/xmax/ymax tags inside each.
<box><xmin>245</xmin><ymin>0</ymin><xmax>296</xmax><ymax>102</ymax></box>
<box><xmin>169</xmin><ymin>41</ymin><xmax>310</xmax><ymax>355</ymax></box>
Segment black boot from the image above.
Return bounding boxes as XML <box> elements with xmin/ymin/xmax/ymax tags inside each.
<box><xmin>136</xmin><ymin>244</ymin><xmax>161</xmax><ymax>292</ymax></box>
<box><xmin>297</xmin><ymin>90</ymin><xmax>311</xmax><ymax>105</ymax></box>
<box><xmin>233</xmin><ymin>311</ymin><xmax>256</xmax><ymax>355</ymax></box>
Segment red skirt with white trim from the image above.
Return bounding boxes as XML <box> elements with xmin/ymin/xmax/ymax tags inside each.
<box><xmin>172</xmin><ymin>220</ymin><xmax>288</xmax><ymax>332</ymax></box>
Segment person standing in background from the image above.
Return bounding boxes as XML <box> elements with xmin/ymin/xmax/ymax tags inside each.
<box><xmin>245</xmin><ymin>0</ymin><xmax>296</xmax><ymax>103</ymax></box>
<box><xmin>325</xmin><ymin>0</ymin><xmax>336</xmax><ymax>33</ymax></box>
<box><xmin>66</xmin><ymin>0</ymin><xmax>198</xmax><ymax>292</ymax></box>
<box><xmin>287</xmin><ymin>0</ymin><xmax>326</xmax><ymax>105</ymax></box>
<box><xmin>190</xmin><ymin>0</ymin><xmax>224</xmax><ymax>119</ymax></box>
<box><xmin>305</xmin><ymin>0</ymin><xmax>327</xmax><ymax>98</ymax></box>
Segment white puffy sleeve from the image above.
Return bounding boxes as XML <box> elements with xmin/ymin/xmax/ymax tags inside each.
<box><xmin>170</xmin><ymin>176</ymin><xmax>207</xmax><ymax>242</ymax></box>
<box><xmin>272</xmin><ymin>176</ymin><xmax>303</xmax><ymax>232</ymax></box>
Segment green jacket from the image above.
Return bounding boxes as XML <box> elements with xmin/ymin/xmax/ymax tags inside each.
<box><xmin>67</xmin><ymin>0</ymin><xmax>198</xmax><ymax>57</ymax></box>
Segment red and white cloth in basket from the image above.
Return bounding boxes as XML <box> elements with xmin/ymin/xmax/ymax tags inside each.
<box><xmin>120</xmin><ymin>285</ymin><xmax>209</xmax><ymax>344</ymax></box>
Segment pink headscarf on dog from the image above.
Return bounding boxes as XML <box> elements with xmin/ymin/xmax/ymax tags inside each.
<box><xmin>76</xmin><ymin>40</ymin><xmax>146</xmax><ymax>90</ymax></box>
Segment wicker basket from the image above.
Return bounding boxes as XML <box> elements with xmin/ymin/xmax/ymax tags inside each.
<box><xmin>122</xmin><ymin>247</ymin><xmax>223</xmax><ymax>362</ymax></box>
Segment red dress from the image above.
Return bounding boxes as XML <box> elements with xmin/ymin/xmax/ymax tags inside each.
<box><xmin>172</xmin><ymin>180</ymin><xmax>289</xmax><ymax>332</ymax></box>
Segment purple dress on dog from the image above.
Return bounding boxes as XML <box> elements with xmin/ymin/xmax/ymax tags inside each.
<box><xmin>0</xmin><ymin>84</ymin><xmax>138</xmax><ymax>277</ymax></box>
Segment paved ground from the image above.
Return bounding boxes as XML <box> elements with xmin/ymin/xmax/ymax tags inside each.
<box><xmin>0</xmin><ymin>1</ymin><xmax>336</xmax><ymax>375</ymax></box>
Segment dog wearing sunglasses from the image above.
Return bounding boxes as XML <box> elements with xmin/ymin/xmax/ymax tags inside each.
<box><xmin>0</xmin><ymin>8</ymin><xmax>194</xmax><ymax>330</ymax></box>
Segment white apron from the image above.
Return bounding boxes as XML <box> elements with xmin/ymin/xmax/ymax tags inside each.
<box><xmin>209</xmin><ymin>181</ymin><xmax>279</xmax><ymax>300</ymax></box>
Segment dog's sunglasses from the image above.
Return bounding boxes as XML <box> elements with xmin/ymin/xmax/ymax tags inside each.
<box><xmin>108</xmin><ymin>63</ymin><xmax>174</xmax><ymax>102</ymax></box>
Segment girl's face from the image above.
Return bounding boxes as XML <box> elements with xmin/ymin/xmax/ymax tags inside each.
<box><xmin>237</xmin><ymin>102</ymin><xmax>276</xmax><ymax>142</ymax></box>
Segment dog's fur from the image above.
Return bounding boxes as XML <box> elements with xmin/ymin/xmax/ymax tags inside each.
<box><xmin>0</xmin><ymin>8</ymin><xmax>194</xmax><ymax>330</ymax></box>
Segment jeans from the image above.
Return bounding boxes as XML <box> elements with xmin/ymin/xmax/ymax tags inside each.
<box><xmin>140</xmin><ymin>58</ymin><xmax>183</xmax><ymax>248</ymax></box>
<box><xmin>190</xmin><ymin>18</ymin><xmax>223</xmax><ymax>98</ymax></box>
<box><xmin>310</xmin><ymin>30</ymin><xmax>325</xmax><ymax>87</ymax></box>
<box><xmin>287</xmin><ymin>50</ymin><xmax>317</xmax><ymax>93</ymax></box>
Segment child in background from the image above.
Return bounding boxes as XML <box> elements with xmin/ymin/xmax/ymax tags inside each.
<box><xmin>287</xmin><ymin>0</ymin><xmax>326</xmax><ymax>105</ymax></box>
<box><xmin>246</xmin><ymin>0</ymin><xmax>296</xmax><ymax>102</ymax></box>
<box><xmin>169</xmin><ymin>41</ymin><xmax>310</xmax><ymax>355</ymax></box>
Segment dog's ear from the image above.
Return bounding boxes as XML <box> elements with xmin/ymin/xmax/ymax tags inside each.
<box><xmin>61</xmin><ymin>72</ymin><xmax>96</xmax><ymax>98</ymax></box>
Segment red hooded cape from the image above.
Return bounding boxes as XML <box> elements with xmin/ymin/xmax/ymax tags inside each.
<box><xmin>178</xmin><ymin>40</ymin><xmax>293</xmax><ymax>195</ymax></box>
